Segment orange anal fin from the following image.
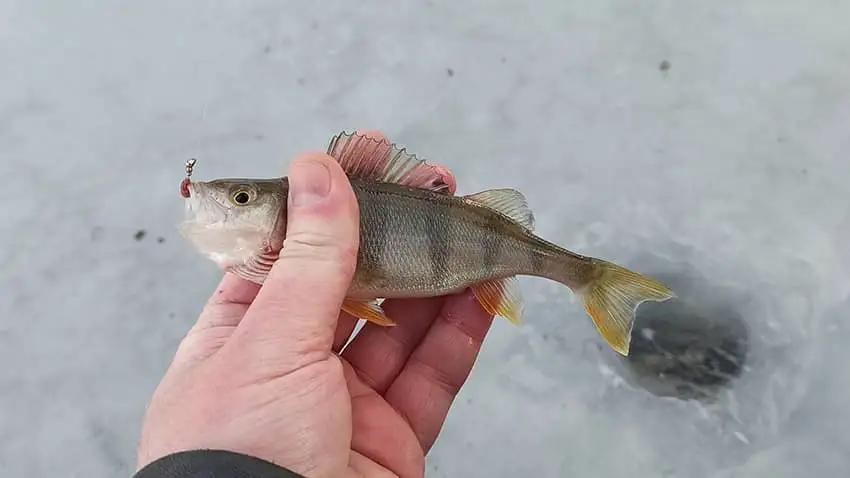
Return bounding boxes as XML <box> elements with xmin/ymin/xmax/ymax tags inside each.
<box><xmin>341</xmin><ymin>299</ymin><xmax>397</xmax><ymax>327</ymax></box>
<box><xmin>471</xmin><ymin>277</ymin><xmax>523</xmax><ymax>325</ymax></box>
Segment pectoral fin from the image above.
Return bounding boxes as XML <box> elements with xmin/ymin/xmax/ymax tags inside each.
<box><xmin>341</xmin><ymin>299</ymin><xmax>397</xmax><ymax>326</ymax></box>
<box><xmin>228</xmin><ymin>250</ymin><xmax>279</xmax><ymax>285</ymax></box>
<box><xmin>471</xmin><ymin>277</ymin><xmax>524</xmax><ymax>325</ymax></box>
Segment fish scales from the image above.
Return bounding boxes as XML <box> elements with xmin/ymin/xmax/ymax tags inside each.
<box><xmin>350</xmin><ymin>179</ymin><xmax>553</xmax><ymax>299</ymax></box>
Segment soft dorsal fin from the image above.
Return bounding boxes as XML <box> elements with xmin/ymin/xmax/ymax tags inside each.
<box><xmin>326</xmin><ymin>131</ymin><xmax>451</xmax><ymax>193</ymax></box>
<box><xmin>463</xmin><ymin>188</ymin><xmax>535</xmax><ymax>230</ymax></box>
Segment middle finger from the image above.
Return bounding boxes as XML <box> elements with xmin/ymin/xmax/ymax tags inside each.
<box><xmin>340</xmin><ymin>296</ymin><xmax>446</xmax><ymax>393</ymax></box>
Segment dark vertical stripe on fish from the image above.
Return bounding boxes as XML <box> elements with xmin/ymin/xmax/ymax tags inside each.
<box><xmin>530</xmin><ymin>243</ymin><xmax>545</xmax><ymax>274</ymax></box>
<box><xmin>482</xmin><ymin>211</ymin><xmax>503</xmax><ymax>275</ymax></box>
<box><xmin>360</xmin><ymin>191</ymin><xmax>388</xmax><ymax>285</ymax></box>
<box><xmin>427</xmin><ymin>199</ymin><xmax>452</xmax><ymax>285</ymax></box>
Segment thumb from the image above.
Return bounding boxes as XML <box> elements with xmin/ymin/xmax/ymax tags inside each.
<box><xmin>226</xmin><ymin>151</ymin><xmax>359</xmax><ymax>372</ymax></box>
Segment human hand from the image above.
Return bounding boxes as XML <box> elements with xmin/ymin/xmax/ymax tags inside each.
<box><xmin>136</xmin><ymin>130</ymin><xmax>495</xmax><ymax>477</ymax></box>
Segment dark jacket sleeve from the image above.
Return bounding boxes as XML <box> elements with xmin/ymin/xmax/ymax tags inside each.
<box><xmin>133</xmin><ymin>450</ymin><xmax>306</xmax><ymax>478</ymax></box>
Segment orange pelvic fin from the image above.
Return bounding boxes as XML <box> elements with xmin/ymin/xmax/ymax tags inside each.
<box><xmin>341</xmin><ymin>299</ymin><xmax>397</xmax><ymax>327</ymax></box>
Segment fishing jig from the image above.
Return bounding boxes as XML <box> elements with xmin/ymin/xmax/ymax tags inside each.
<box><xmin>180</xmin><ymin>158</ymin><xmax>197</xmax><ymax>198</ymax></box>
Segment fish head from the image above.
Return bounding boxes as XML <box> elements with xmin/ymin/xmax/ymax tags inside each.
<box><xmin>178</xmin><ymin>177</ymin><xmax>288</xmax><ymax>269</ymax></box>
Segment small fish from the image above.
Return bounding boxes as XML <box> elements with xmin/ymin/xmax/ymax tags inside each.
<box><xmin>178</xmin><ymin>131</ymin><xmax>674</xmax><ymax>355</ymax></box>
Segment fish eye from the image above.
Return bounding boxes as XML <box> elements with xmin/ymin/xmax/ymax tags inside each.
<box><xmin>231</xmin><ymin>189</ymin><xmax>253</xmax><ymax>205</ymax></box>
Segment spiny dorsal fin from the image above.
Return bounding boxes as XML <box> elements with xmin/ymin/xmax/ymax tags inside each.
<box><xmin>326</xmin><ymin>131</ymin><xmax>451</xmax><ymax>193</ymax></box>
<box><xmin>463</xmin><ymin>188</ymin><xmax>535</xmax><ymax>230</ymax></box>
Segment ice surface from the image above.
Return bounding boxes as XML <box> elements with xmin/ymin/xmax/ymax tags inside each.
<box><xmin>1</xmin><ymin>1</ymin><xmax>849</xmax><ymax>476</ymax></box>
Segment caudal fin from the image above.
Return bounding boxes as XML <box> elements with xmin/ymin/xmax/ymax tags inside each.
<box><xmin>579</xmin><ymin>260</ymin><xmax>674</xmax><ymax>356</ymax></box>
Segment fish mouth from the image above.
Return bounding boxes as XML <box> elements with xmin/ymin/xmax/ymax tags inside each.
<box><xmin>178</xmin><ymin>182</ymin><xmax>229</xmax><ymax>235</ymax></box>
<box><xmin>177</xmin><ymin>181</ymin><xmax>274</xmax><ymax>268</ymax></box>
<box><xmin>177</xmin><ymin>182</ymin><xmax>240</xmax><ymax>267</ymax></box>
<box><xmin>182</xmin><ymin>181</ymin><xmax>203</xmax><ymax>219</ymax></box>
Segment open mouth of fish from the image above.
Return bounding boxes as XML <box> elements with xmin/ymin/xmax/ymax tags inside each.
<box><xmin>177</xmin><ymin>181</ymin><xmax>274</xmax><ymax>269</ymax></box>
<box><xmin>177</xmin><ymin>182</ymin><xmax>235</xmax><ymax>253</ymax></box>
<box><xmin>179</xmin><ymin>182</ymin><xmax>227</xmax><ymax>227</ymax></box>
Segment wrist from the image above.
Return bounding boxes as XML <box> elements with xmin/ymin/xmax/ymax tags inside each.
<box><xmin>133</xmin><ymin>449</ymin><xmax>306</xmax><ymax>478</ymax></box>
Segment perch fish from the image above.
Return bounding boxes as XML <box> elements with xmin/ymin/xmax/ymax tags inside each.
<box><xmin>178</xmin><ymin>131</ymin><xmax>674</xmax><ymax>355</ymax></box>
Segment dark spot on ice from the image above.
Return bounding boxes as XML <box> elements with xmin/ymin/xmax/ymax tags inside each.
<box><xmin>446</xmin><ymin>68</ymin><xmax>454</xmax><ymax>77</ymax></box>
<box><xmin>297</xmin><ymin>77</ymin><xmax>306</xmax><ymax>86</ymax></box>
<box><xmin>168</xmin><ymin>312</ymin><xmax>175</xmax><ymax>319</ymax></box>
<box><xmin>597</xmin><ymin>259</ymin><xmax>751</xmax><ymax>402</ymax></box>
<box><xmin>90</xmin><ymin>226</ymin><xmax>103</xmax><ymax>241</ymax></box>
<box><xmin>619</xmin><ymin>277</ymin><xmax>749</xmax><ymax>401</ymax></box>
<box><xmin>500</xmin><ymin>56</ymin><xmax>507</xmax><ymax>63</ymax></box>
<box><xmin>310</xmin><ymin>21</ymin><xmax>319</xmax><ymax>30</ymax></box>
<box><xmin>134</xmin><ymin>229</ymin><xmax>146</xmax><ymax>241</ymax></box>
<box><xmin>263</xmin><ymin>44</ymin><xmax>271</xmax><ymax>54</ymax></box>
<box><xmin>88</xmin><ymin>419</ymin><xmax>127</xmax><ymax>472</ymax></box>
<box><xmin>777</xmin><ymin>136</ymin><xmax>785</xmax><ymax>143</ymax></box>
<box><xmin>801</xmin><ymin>168</ymin><xmax>808</xmax><ymax>175</ymax></box>
<box><xmin>659</xmin><ymin>60</ymin><xmax>671</xmax><ymax>72</ymax></box>
<box><xmin>255</xmin><ymin>134</ymin><xmax>264</xmax><ymax>141</ymax></box>
<box><xmin>157</xmin><ymin>237</ymin><xmax>165</xmax><ymax>243</ymax></box>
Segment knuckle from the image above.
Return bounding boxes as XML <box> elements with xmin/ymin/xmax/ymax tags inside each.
<box><xmin>279</xmin><ymin>230</ymin><xmax>358</xmax><ymax>273</ymax></box>
<box><xmin>284</xmin><ymin>230</ymin><xmax>357</xmax><ymax>255</ymax></box>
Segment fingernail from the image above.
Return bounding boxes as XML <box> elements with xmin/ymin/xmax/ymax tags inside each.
<box><xmin>289</xmin><ymin>160</ymin><xmax>331</xmax><ymax>207</ymax></box>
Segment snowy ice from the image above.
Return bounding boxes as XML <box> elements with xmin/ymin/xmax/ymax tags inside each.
<box><xmin>1</xmin><ymin>1</ymin><xmax>849</xmax><ymax>477</ymax></box>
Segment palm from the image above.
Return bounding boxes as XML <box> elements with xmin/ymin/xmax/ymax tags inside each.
<box><xmin>332</xmin><ymin>294</ymin><xmax>494</xmax><ymax>477</ymax></box>
<box><xmin>341</xmin><ymin>360</ymin><xmax>426</xmax><ymax>476</ymax></box>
